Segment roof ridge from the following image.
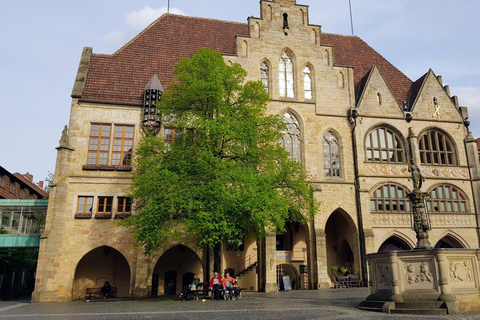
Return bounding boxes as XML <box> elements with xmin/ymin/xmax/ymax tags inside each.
<box><xmin>112</xmin><ymin>13</ymin><xmax>247</xmax><ymax>56</ymax></box>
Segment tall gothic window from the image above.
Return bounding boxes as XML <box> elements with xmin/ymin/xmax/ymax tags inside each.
<box><xmin>419</xmin><ymin>130</ymin><xmax>456</xmax><ymax>165</ymax></box>
<box><xmin>323</xmin><ymin>132</ymin><xmax>340</xmax><ymax>177</ymax></box>
<box><xmin>260</xmin><ymin>62</ymin><xmax>269</xmax><ymax>93</ymax></box>
<box><xmin>426</xmin><ymin>184</ymin><xmax>467</xmax><ymax>213</ymax></box>
<box><xmin>371</xmin><ymin>184</ymin><xmax>411</xmax><ymax>213</ymax></box>
<box><xmin>303</xmin><ymin>66</ymin><xmax>312</xmax><ymax>100</ymax></box>
<box><xmin>281</xmin><ymin>112</ymin><xmax>301</xmax><ymax>161</ymax></box>
<box><xmin>279</xmin><ymin>52</ymin><xmax>294</xmax><ymax>98</ymax></box>
<box><xmin>366</xmin><ymin>127</ymin><xmax>405</xmax><ymax>163</ymax></box>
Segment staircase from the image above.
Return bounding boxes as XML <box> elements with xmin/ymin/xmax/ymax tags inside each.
<box><xmin>236</xmin><ymin>262</ymin><xmax>257</xmax><ymax>278</ymax></box>
<box><xmin>358</xmin><ymin>300</ymin><xmax>451</xmax><ymax>315</ymax></box>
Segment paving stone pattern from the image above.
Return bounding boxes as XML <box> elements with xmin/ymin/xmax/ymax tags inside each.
<box><xmin>1</xmin><ymin>289</ymin><xmax>480</xmax><ymax>319</ymax></box>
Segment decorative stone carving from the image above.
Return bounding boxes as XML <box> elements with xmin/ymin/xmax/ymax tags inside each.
<box><xmin>371</xmin><ymin>214</ymin><xmax>473</xmax><ymax>227</ymax></box>
<box><xmin>404</xmin><ymin>262</ymin><xmax>433</xmax><ymax>284</ymax></box>
<box><xmin>376</xmin><ymin>264</ymin><xmax>392</xmax><ymax>289</ymax></box>
<box><xmin>449</xmin><ymin>261</ymin><xmax>473</xmax><ymax>282</ymax></box>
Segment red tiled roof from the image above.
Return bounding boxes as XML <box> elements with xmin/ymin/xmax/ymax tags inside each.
<box><xmin>80</xmin><ymin>14</ymin><xmax>413</xmax><ymax>107</ymax></box>
<box><xmin>81</xmin><ymin>14</ymin><xmax>248</xmax><ymax>105</ymax></box>
<box><xmin>321</xmin><ymin>33</ymin><xmax>412</xmax><ymax>106</ymax></box>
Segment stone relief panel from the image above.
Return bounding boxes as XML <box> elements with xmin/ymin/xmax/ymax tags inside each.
<box><xmin>449</xmin><ymin>259</ymin><xmax>476</xmax><ymax>290</ymax></box>
<box><xmin>403</xmin><ymin>261</ymin><xmax>436</xmax><ymax>290</ymax></box>
<box><xmin>371</xmin><ymin>214</ymin><xmax>474</xmax><ymax>227</ymax></box>
<box><xmin>376</xmin><ymin>263</ymin><xmax>393</xmax><ymax>290</ymax></box>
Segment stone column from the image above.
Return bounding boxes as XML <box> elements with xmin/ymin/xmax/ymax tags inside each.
<box><xmin>436</xmin><ymin>251</ymin><xmax>455</xmax><ymax>302</ymax></box>
<box><xmin>388</xmin><ymin>252</ymin><xmax>403</xmax><ymax>302</ymax></box>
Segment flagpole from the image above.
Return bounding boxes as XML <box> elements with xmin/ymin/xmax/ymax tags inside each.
<box><xmin>168</xmin><ymin>0</ymin><xmax>170</xmax><ymax>13</ymax></box>
<box><xmin>349</xmin><ymin>0</ymin><xmax>354</xmax><ymax>35</ymax></box>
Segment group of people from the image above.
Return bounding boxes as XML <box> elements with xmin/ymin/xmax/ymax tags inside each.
<box><xmin>179</xmin><ymin>272</ymin><xmax>240</xmax><ymax>301</ymax></box>
<box><xmin>209</xmin><ymin>272</ymin><xmax>239</xmax><ymax>301</ymax></box>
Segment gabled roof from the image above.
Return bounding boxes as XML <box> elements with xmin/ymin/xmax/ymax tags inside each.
<box><xmin>78</xmin><ymin>14</ymin><xmax>413</xmax><ymax>107</ymax></box>
<box><xmin>320</xmin><ymin>33</ymin><xmax>412</xmax><ymax>106</ymax></box>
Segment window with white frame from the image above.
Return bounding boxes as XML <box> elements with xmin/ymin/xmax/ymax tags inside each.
<box><xmin>303</xmin><ymin>66</ymin><xmax>312</xmax><ymax>100</ymax></box>
<box><xmin>323</xmin><ymin>132</ymin><xmax>340</xmax><ymax>177</ymax></box>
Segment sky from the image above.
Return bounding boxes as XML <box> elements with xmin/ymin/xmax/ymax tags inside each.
<box><xmin>1</xmin><ymin>0</ymin><xmax>479</xmax><ymax>186</ymax></box>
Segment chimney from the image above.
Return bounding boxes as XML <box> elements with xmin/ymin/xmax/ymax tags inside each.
<box><xmin>24</xmin><ymin>172</ymin><xmax>33</xmax><ymax>182</ymax></box>
<box><xmin>38</xmin><ymin>181</ymin><xmax>44</xmax><ymax>189</ymax></box>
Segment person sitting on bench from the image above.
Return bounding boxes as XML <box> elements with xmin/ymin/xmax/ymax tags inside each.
<box><xmin>179</xmin><ymin>274</ymin><xmax>200</xmax><ymax>301</ymax></box>
<box><xmin>209</xmin><ymin>272</ymin><xmax>223</xmax><ymax>301</ymax></box>
<box><xmin>222</xmin><ymin>273</ymin><xmax>236</xmax><ymax>300</ymax></box>
<box><xmin>101</xmin><ymin>281</ymin><xmax>112</xmax><ymax>299</ymax></box>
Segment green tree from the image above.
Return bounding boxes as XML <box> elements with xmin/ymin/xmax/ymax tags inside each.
<box><xmin>123</xmin><ymin>48</ymin><xmax>316</xmax><ymax>254</ymax></box>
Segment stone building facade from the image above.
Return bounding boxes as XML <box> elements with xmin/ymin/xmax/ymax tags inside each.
<box><xmin>32</xmin><ymin>0</ymin><xmax>480</xmax><ymax>302</ymax></box>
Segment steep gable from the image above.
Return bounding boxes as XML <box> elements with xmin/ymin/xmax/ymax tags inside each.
<box><xmin>356</xmin><ymin>66</ymin><xmax>405</xmax><ymax>118</ymax></box>
<box><xmin>410</xmin><ymin>69</ymin><xmax>463</xmax><ymax>123</ymax></box>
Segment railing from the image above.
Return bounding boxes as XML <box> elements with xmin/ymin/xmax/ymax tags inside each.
<box><xmin>237</xmin><ymin>252</ymin><xmax>257</xmax><ymax>276</ymax></box>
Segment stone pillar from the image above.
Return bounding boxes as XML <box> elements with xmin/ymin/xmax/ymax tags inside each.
<box><xmin>436</xmin><ymin>251</ymin><xmax>455</xmax><ymax>302</ymax></box>
<box><xmin>264</xmin><ymin>235</ymin><xmax>277</xmax><ymax>292</ymax></box>
<box><xmin>306</xmin><ymin>221</ymin><xmax>318</xmax><ymax>289</ymax></box>
<box><xmin>316</xmin><ymin>230</ymin><xmax>330</xmax><ymax>289</ymax></box>
<box><xmin>388</xmin><ymin>252</ymin><xmax>403</xmax><ymax>302</ymax></box>
<box><xmin>132</xmin><ymin>251</ymin><xmax>151</xmax><ymax>298</ymax></box>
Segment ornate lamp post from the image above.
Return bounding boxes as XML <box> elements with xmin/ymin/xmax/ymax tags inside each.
<box><xmin>406</xmin><ymin>159</ymin><xmax>432</xmax><ymax>249</ymax></box>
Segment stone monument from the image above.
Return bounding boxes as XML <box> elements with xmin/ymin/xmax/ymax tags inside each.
<box><xmin>359</xmin><ymin>158</ymin><xmax>480</xmax><ymax>315</ymax></box>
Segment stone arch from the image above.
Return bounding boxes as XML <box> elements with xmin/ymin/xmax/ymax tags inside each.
<box><xmin>337</xmin><ymin>71</ymin><xmax>345</xmax><ymax>88</ymax></box>
<box><xmin>253</xmin><ymin>22</ymin><xmax>260</xmax><ymax>38</ymax></box>
<box><xmin>377</xmin><ymin>232</ymin><xmax>415</xmax><ymax>252</ymax></box>
<box><xmin>324</xmin><ymin>49</ymin><xmax>330</xmax><ymax>66</ymax></box>
<box><xmin>152</xmin><ymin>244</ymin><xmax>203</xmax><ymax>296</ymax></box>
<box><xmin>310</xmin><ymin>29</ymin><xmax>317</xmax><ymax>45</ymax></box>
<box><xmin>265</xmin><ymin>4</ymin><xmax>273</xmax><ymax>21</ymax></box>
<box><xmin>72</xmin><ymin>245</ymin><xmax>131</xmax><ymax>300</ymax></box>
<box><xmin>276</xmin><ymin>263</ymin><xmax>299</xmax><ymax>290</ymax></box>
<box><xmin>241</xmin><ymin>40</ymin><xmax>248</xmax><ymax>57</ymax></box>
<box><xmin>434</xmin><ymin>231</ymin><xmax>469</xmax><ymax>249</ymax></box>
<box><xmin>324</xmin><ymin>209</ymin><xmax>359</xmax><ymax>278</ymax></box>
<box><xmin>300</xmin><ymin>9</ymin><xmax>306</xmax><ymax>25</ymax></box>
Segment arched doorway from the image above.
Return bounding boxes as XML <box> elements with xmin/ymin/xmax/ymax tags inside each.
<box><xmin>325</xmin><ymin>210</ymin><xmax>358</xmax><ymax>280</ymax></box>
<box><xmin>72</xmin><ymin>246</ymin><xmax>131</xmax><ymax>300</ymax></box>
<box><xmin>276</xmin><ymin>263</ymin><xmax>298</xmax><ymax>290</ymax></box>
<box><xmin>435</xmin><ymin>235</ymin><xmax>465</xmax><ymax>249</ymax></box>
<box><xmin>152</xmin><ymin>245</ymin><xmax>203</xmax><ymax>296</ymax></box>
<box><xmin>378</xmin><ymin>236</ymin><xmax>413</xmax><ymax>252</ymax></box>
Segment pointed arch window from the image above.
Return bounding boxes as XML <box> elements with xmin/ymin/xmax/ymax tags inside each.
<box><xmin>303</xmin><ymin>66</ymin><xmax>312</xmax><ymax>100</ymax></box>
<box><xmin>419</xmin><ymin>129</ymin><xmax>456</xmax><ymax>166</ymax></box>
<box><xmin>323</xmin><ymin>132</ymin><xmax>341</xmax><ymax>177</ymax></box>
<box><xmin>281</xmin><ymin>112</ymin><xmax>301</xmax><ymax>161</ymax></box>
<box><xmin>279</xmin><ymin>52</ymin><xmax>294</xmax><ymax>98</ymax></box>
<box><xmin>260</xmin><ymin>62</ymin><xmax>269</xmax><ymax>93</ymax></box>
<box><xmin>426</xmin><ymin>184</ymin><xmax>467</xmax><ymax>213</ymax></box>
<box><xmin>371</xmin><ymin>184</ymin><xmax>411</xmax><ymax>213</ymax></box>
<box><xmin>366</xmin><ymin>127</ymin><xmax>405</xmax><ymax>163</ymax></box>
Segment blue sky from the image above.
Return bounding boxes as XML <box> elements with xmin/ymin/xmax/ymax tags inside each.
<box><xmin>1</xmin><ymin>0</ymin><xmax>479</xmax><ymax>185</ymax></box>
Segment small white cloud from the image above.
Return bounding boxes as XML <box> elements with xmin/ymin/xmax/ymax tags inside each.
<box><xmin>103</xmin><ymin>31</ymin><xmax>127</xmax><ymax>51</ymax></box>
<box><xmin>126</xmin><ymin>5</ymin><xmax>185</xmax><ymax>31</ymax></box>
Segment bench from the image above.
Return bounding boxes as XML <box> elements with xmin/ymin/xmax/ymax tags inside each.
<box><xmin>333</xmin><ymin>280</ymin><xmax>362</xmax><ymax>288</ymax></box>
<box><xmin>85</xmin><ymin>286</ymin><xmax>117</xmax><ymax>300</ymax></box>
<box><xmin>189</xmin><ymin>282</ymin><xmax>210</xmax><ymax>300</ymax></box>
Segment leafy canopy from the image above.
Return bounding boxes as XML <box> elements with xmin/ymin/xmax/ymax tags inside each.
<box><xmin>123</xmin><ymin>48</ymin><xmax>316</xmax><ymax>254</ymax></box>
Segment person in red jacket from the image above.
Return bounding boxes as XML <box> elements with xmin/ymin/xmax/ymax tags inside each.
<box><xmin>222</xmin><ymin>274</ymin><xmax>236</xmax><ymax>300</ymax></box>
<box><xmin>209</xmin><ymin>272</ymin><xmax>222</xmax><ymax>301</ymax></box>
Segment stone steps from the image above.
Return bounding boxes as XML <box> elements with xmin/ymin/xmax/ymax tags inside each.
<box><xmin>358</xmin><ymin>300</ymin><xmax>448</xmax><ymax>315</ymax></box>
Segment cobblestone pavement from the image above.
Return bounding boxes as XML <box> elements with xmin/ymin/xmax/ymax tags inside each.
<box><xmin>1</xmin><ymin>288</ymin><xmax>480</xmax><ymax>320</ymax></box>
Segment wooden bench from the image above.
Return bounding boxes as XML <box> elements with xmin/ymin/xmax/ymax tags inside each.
<box><xmin>189</xmin><ymin>282</ymin><xmax>210</xmax><ymax>300</ymax></box>
<box><xmin>85</xmin><ymin>286</ymin><xmax>117</xmax><ymax>300</ymax></box>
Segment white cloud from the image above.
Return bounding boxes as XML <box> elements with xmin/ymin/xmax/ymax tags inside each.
<box><xmin>103</xmin><ymin>31</ymin><xmax>127</xmax><ymax>51</ymax></box>
<box><xmin>126</xmin><ymin>5</ymin><xmax>185</xmax><ymax>31</ymax></box>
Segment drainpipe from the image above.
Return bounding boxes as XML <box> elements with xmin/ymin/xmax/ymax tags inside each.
<box><xmin>349</xmin><ymin>109</ymin><xmax>368</xmax><ymax>284</ymax></box>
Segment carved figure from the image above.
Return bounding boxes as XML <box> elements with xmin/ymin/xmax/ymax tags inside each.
<box><xmin>405</xmin><ymin>263</ymin><xmax>416</xmax><ymax>284</ymax></box>
<box><xmin>416</xmin><ymin>262</ymin><xmax>432</xmax><ymax>283</ymax></box>
<box><xmin>408</xmin><ymin>160</ymin><xmax>423</xmax><ymax>190</ymax></box>
<box><xmin>450</xmin><ymin>261</ymin><xmax>472</xmax><ymax>282</ymax></box>
<box><xmin>59</xmin><ymin>125</ymin><xmax>69</xmax><ymax>148</ymax></box>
